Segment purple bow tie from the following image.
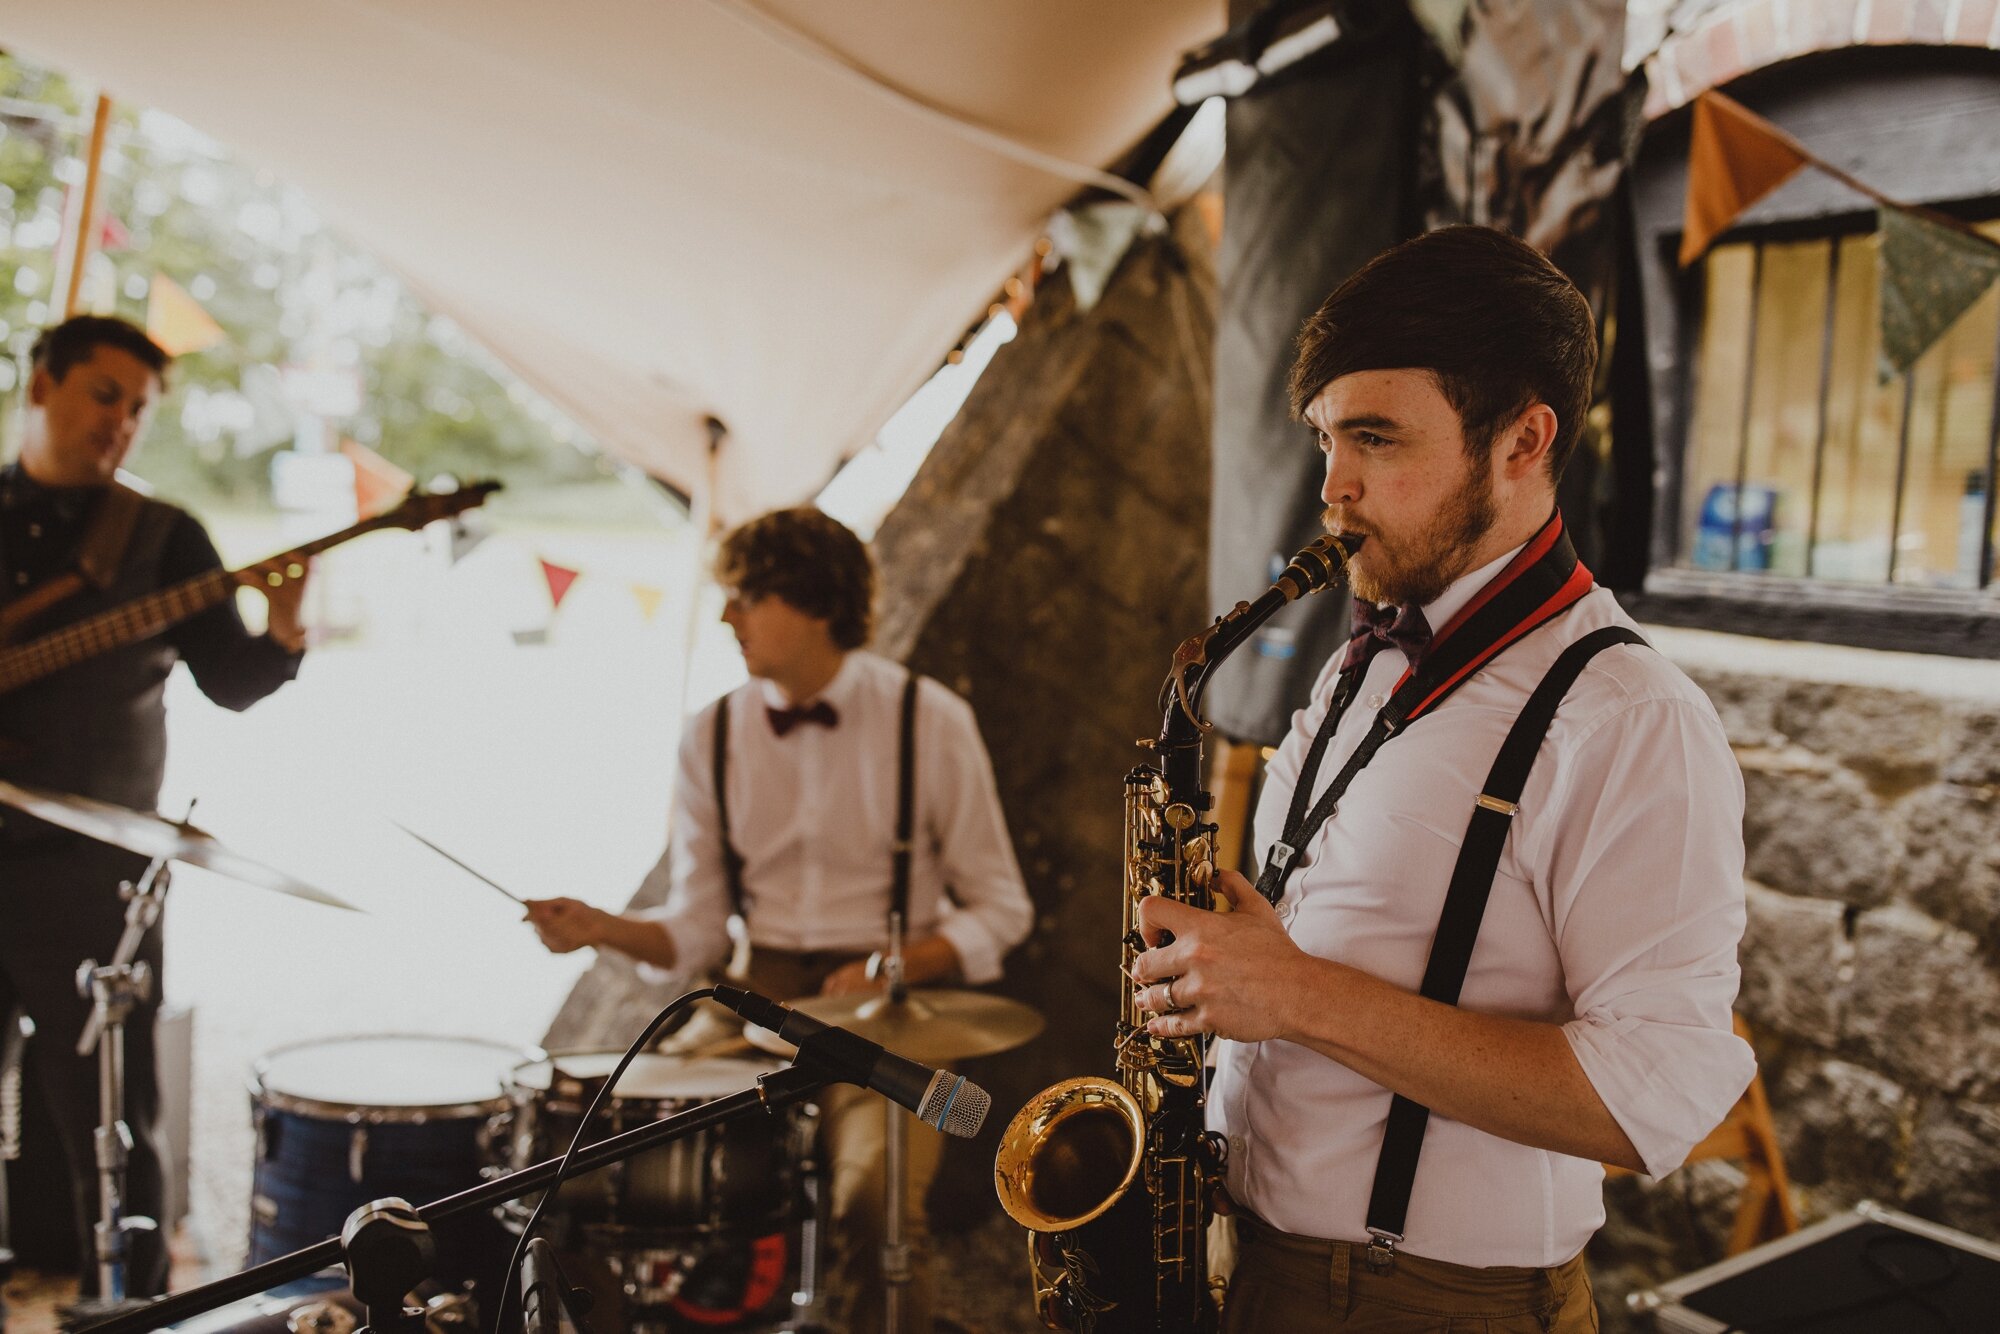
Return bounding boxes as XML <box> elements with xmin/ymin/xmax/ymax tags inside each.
<box><xmin>1341</xmin><ymin>598</ymin><xmax>1434</xmax><ymax>671</ymax></box>
<box><xmin>768</xmin><ymin>699</ymin><xmax>838</xmax><ymax>737</ymax></box>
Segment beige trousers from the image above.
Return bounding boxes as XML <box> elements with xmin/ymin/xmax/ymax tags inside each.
<box><xmin>1222</xmin><ymin>1212</ymin><xmax>1599</xmax><ymax>1333</ymax></box>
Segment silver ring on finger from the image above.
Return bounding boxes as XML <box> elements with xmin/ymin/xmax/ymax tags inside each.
<box><xmin>1163</xmin><ymin>977</ymin><xmax>1179</xmax><ymax>1013</ymax></box>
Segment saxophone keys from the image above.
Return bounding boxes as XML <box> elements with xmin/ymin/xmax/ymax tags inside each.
<box><xmin>1164</xmin><ymin>803</ymin><xmax>1197</xmax><ymax>830</ymax></box>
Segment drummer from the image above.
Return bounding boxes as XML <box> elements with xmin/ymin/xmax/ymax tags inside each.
<box><xmin>0</xmin><ymin>317</ymin><xmax>309</xmax><ymax>1296</ymax></box>
<box><xmin>525</xmin><ymin>505</ymin><xmax>1033</xmax><ymax>1333</ymax></box>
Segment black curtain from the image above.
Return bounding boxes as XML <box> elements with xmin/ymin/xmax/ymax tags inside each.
<box><xmin>1204</xmin><ymin>1</ymin><xmax>1425</xmax><ymax>744</ymax></box>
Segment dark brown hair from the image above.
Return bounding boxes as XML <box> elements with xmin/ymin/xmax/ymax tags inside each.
<box><xmin>716</xmin><ymin>507</ymin><xmax>875</xmax><ymax>649</ymax></box>
<box><xmin>31</xmin><ymin>315</ymin><xmax>171</xmax><ymax>385</ymax></box>
<box><xmin>1288</xmin><ymin>225</ymin><xmax>1597</xmax><ymax>478</ymax></box>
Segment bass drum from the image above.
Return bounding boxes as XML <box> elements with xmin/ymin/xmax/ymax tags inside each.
<box><xmin>250</xmin><ymin>1034</ymin><xmax>533</xmax><ymax>1325</ymax></box>
<box><xmin>501</xmin><ymin>1050</ymin><xmax>822</xmax><ymax>1332</ymax></box>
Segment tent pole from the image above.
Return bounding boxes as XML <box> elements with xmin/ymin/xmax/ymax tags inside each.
<box><xmin>61</xmin><ymin>93</ymin><xmax>115</xmax><ymax>318</ymax></box>
<box><xmin>675</xmin><ymin>417</ymin><xmax>726</xmax><ymax>727</ymax></box>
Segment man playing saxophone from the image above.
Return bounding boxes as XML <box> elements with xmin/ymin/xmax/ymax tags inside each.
<box><xmin>1130</xmin><ymin>227</ymin><xmax>1753</xmax><ymax>1332</ymax></box>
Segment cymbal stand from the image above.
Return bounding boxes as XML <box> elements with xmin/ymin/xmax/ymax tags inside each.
<box><xmin>881</xmin><ymin>911</ymin><xmax>909</xmax><ymax>1334</ymax></box>
<box><xmin>72</xmin><ymin>849</ymin><xmax>170</xmax><ymax>1305</ymax></box>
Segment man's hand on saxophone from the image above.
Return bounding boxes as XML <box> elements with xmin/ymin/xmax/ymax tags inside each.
<box><xmin>1131</xmin><ymin>870</ymin><xmax>1307</xmax><ymax>1045</ymax></box>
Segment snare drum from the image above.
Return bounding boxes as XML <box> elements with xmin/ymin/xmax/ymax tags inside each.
<box><xmin>503</xmin><ymin>1051</ymin><xmax>809</xmax><ymax>1230</ymax></box>
<box><xmin>250</xmin><ymin>1034</ymin><xmax>534</xmax><ymax>1296</ymax></box>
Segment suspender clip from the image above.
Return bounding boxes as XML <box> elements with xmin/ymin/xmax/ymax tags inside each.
<box><xmin>1267</xmin><ymin>842</ymin><xmax>1297</xmax><ymax>873</ymax></box>
<box><xmin>1474</xmin><ymin>794</ymin><xmax>1519</xmax><ymax>816</ymax></box>
<box><xmin>1364</xmin><ymin>1227</ymin><xmax>1402</xmax><ymax>1272</ymax></box>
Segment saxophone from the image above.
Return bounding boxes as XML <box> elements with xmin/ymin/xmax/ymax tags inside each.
<box><xmin>993</xmin><ymin>532</ymin><xmax>1361</xmax><ymax>1333</ymax></box>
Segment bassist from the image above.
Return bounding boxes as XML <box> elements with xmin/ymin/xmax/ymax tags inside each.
<box><xmin>0</xmin><ymin>316</ymin><xmax>307</xmax><ymax>1296</ymax></box>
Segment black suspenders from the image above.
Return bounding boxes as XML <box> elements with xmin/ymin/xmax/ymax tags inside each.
<box><xmin>1360</xmin><ymin>625</ymin><xmax>1647</xmax><ymax>1269</ymax></box>
<box><xmin>712</xmin><ymin>670</ymin><xmax>922</xmax><ymax>926</ymax></box>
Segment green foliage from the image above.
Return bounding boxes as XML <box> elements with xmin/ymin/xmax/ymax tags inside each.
<box><xmin>0</xmin><ymin>53</ymin><xmax>608</xmax><ymax>514</ymax></box>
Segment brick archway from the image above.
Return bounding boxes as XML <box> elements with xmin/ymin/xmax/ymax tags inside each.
<box><xmin>1642</xmin><ymin>0</ymin><xmax>2000</xmax><ymax>118</ymax></box>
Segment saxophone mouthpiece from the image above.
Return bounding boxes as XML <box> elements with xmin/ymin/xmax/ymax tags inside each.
<box><xmin>1277</xmin><ymin>532</ymin><xmax>1363</xmax><ymax>600</ymax></box>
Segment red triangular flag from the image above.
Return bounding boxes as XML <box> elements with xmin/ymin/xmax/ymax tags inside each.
<box><xmin>1679</xmin><ymin>92</ymin><xmax>1811</xmax><ymax>267</ymax></box>
<box><xmin>539</xmin><ymin>558</ymin><xmax>580</xmax><ymax>610</ymax></box>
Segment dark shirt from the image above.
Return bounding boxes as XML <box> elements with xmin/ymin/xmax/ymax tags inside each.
<box><xmin>0</xmin><ymin>463</ymin><xmax>302</xmax><ymax>831</ymax></box>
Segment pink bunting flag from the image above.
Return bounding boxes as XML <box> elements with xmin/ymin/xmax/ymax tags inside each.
<box><xmin>539</xmin><ymin>558</ymin><xmax>580</xmax><ymax>610</ymax></box>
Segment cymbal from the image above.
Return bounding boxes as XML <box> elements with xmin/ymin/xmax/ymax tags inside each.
<box><xmin>745</xmin><ymin>988</ymin><xmax>1045</xmax><ymax>1065</ymax></box>
<box><xmin>0</xmin><ymin>779</ymin><xmax>359</xmax><ymax>912</ymax></box>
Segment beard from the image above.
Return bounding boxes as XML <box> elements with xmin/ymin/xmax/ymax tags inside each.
<box><xmin>1323</xmin><ymin>451</ymin><xmax>1497</xmax><ymax>608</ymax></box>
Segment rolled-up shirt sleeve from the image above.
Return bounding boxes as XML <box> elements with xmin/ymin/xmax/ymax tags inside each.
<box><xmin>634</xmin><ymin>700</ymin><xmax>736</xmax><ymax>984</ymax></box>
<box><xmin>923</xmin><ymin>686</ymin><xmax>1032</xmax><ymax>985</ymax></box>
<box><xmin>1537</xmin><ymin>691</ymin><xmax>1756</xmax><ymax>1177</ymax></box>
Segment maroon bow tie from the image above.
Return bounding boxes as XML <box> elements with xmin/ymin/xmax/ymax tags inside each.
<box><xmin>1341</xmin><ymin>598</ymin><xmax>1434</xmax><ymax>671</ymax></box>
<box><xmin>768</xmin><ymin>700</ymin><xmax>838</xmax><ymax>736</ymax></box>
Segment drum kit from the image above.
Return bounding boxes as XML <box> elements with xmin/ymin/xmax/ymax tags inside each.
<box><xmin>0</xmin><ymin>780</ymin><xmax>1047</xmax><ymax>1334</ymax></box>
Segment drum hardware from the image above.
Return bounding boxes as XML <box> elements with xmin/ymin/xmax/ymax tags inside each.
<box><xmin>67</xmin><ymin>842</ymin><xmax>173</xmax><ymax>1311</ymax></box>
<box><xmin>518</xmin><ymin>1237</ymin><xmax>591</xmax><ymax>1334</ymax></box>
<box><xmin>77</xmin><ymin>1061</ymin><xmax>839</xmax><ymax>1334</ymax></box>
<box><xmin>881</xmin><ymin>913</ymin><xmax>913</xmax><ymax>1334</ymax></box>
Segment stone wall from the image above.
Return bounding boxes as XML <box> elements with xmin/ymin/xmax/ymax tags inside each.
<box><xmin>1588</xmin><ymin>632</ymin><xmax>2000</xmax><ymax>1326</ymax></box>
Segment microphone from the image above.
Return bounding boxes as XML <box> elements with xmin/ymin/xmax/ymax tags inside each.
<box><xmin>711</xmin><ymin>984</ymin><xmax>991</xmax><ymax>1138</ymax></box>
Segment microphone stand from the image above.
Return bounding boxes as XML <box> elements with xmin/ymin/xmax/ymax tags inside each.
<box><xmin>75</xmin><ymin>1064</ymin><xmax>833</xmax><ymax>1334</ymax></box>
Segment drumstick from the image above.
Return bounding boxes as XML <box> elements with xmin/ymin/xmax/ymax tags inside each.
<box><xmin>392</xmin><ymin>821</ymin><xmax>527</xmax><ymax>905</ymax></box>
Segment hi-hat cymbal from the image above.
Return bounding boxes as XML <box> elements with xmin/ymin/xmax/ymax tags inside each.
<box><xmin>745</xmin><ymin>988</ymin><xmax>1045</xmax><ymax>1065</ymax></box>
<box><xmin>0</xmin><ymin>779</ymin><xmax>358</xmax><ymax>912</ymax></box>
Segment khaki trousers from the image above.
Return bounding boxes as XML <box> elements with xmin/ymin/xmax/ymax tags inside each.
<box><xmin>736</xmin><ymin>947</ymin><xmax>943</xmax><ymax>1334</ymax></box>
<box><xmin>1222</xmin><ymin>1213</ymin><xmax>1599</xmax><ymax>1333</ymax></box>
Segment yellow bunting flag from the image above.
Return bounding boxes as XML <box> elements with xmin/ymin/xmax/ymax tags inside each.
<box><xmin>338</xmin><ymin>439</ymin><xmax>415</xmax><ymax>519</ymax></box>
<box><xmin>145</xmin><ymin>273</ymin><xmax>226</xmax><ymax>355</ymax></box>
<box><xmin>631</xmin><ymin>584</ymin><xmax>664</xmax><ymax>621</ymax></box>
<box><xmin>1678</xmin><ymin>92</ymin><xmax>1810</xmax><ymax>268</ymax></box>
<box><xmin>539</xmin><ymin>557</ymin><xmax>581</xmax><ymax>611</ymax></box>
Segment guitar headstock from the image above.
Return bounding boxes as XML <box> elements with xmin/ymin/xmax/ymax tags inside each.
<box><xmin>374</xmin><ymin>480</ymin><xmax>503</xmax><ymax>531</ymax></box>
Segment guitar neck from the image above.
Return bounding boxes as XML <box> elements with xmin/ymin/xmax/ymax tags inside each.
<box><xmin>0</xmin><ymin>515</ymin><xmax>389</xmax><ymax>695</ymax></box>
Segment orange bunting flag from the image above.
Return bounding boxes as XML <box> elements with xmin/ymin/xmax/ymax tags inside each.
<box><xmin>539</xmin><ymin>558</ymin><xmax>581</xmax><ymax>610</ymax></box>
<box><xmin>339</xmin><ymin>439</ymin><xmax>415</xmax><ymax>519</ymax></box>
<box><xmin>631</xmin><ymin>584</ymin><xmax>664</xmax><ymax>621</ymax></box>
<box><xmin>1679</xmin><ymin>92</ymin><xmax>1810</xmax><ymax>268</ymax></box>
<box><xmin>145</xmin><ymin>273</ymin><xmax>227</xmax><ymax>355</ymax></box>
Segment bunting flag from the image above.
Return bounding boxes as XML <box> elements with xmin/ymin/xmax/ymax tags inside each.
<box><xmin>1678</xmin><ymin>92</ymin><xmax>1809</xmax><ymax>268</ymax></box>
<box><xmin>631</xmin><ymin>584</ymin><xmax>664</xmax><ymax>621</ymax></box>
<box><xmin>145</xmin><ymin>273</ymin><xmax>227</xmax><ymax>355</ymax></box>
<box><xmin>1878</xmin><ymin>206</ymin><xmax>2000</xmax><ymax>380</ymax></box>
<box><xmin>338</xmin><ymin>439</ymin><xmax>415</xmax><ymax>519</ymax></box>
<box><xmin>539</xmin><ymin>557</ymin><xmax>581</xmax><ymax>610</ymax></box>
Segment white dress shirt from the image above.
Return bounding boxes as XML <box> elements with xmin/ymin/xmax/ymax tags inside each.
<box><xmin>640</xmin><ymin>650</ymin><xmax>1033</xmax><ymax>985</ymax></box>
<box><xmin>1211</xmin><ymin>544</ymin><xmax>1756</xmax><ymax>1268</ymax></box>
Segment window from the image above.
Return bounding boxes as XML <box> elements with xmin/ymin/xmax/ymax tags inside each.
<box><xmin>1679</xmin><ymin>221</ymin><xmax>2000</xmax><ymax>592</ymax></box>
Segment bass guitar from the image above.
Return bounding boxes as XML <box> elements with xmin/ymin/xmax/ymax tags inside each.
<box><xmin>0</xmin><ymin>481</ymin><xmax>500</xmax><ymax>696</ymax></box>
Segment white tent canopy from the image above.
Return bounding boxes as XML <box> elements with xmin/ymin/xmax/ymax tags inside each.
<box><xmin>1</xmin><ymin>0</ymin><xmax>1217</xmax><ymax>521</ymax></box>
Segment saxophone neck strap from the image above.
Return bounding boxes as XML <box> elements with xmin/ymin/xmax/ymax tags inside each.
<box><xmin>1255</xmin><ymin>511</ymin><xmax>1590</xmax><ymax>907</ymax></box>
